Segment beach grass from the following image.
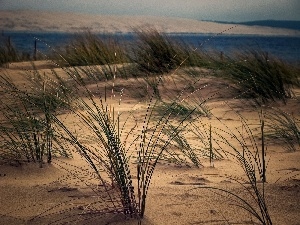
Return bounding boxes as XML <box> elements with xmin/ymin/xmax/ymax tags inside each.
<box><xmin>265</xmin><ymin>107</ymin><xmax>300</xmax><ymax>151</ymax></box>
<box><xmin>222</xmin><ymin>49</ymin><xmax>300</xmax><ymax>104</ymax></box>
<box><xmin>0</xmin><ymin>29</ymin><xmax>299</xmax><ymax>224</ymax></box>
<box><xmin>0</xmin><ymin>66</ymin><xmax>73</xmax><ymax>165</ymax></box>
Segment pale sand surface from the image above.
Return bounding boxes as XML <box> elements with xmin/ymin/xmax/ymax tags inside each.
<box><xmin>0</xmin><ymin>61</ymin><xmax>300</xmax><ymax>225</ymax></box>
<box><xmin>1</xmin><ymin>10</ymin><xmax>300</xmax><ymax>36</ymax></box>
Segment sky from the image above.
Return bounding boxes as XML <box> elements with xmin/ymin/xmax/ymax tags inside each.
<box><xmin>0</xmin><ymin>0</ymin><xmax>299</xmax><ymax>22</ymax></box>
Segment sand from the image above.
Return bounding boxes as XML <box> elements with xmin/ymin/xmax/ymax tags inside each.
<box><xmin>0</xmin><ymin>60</ymin><xmax>299</xmax><ymax>225</ymax></box>
<box><xmin>1</xmin><ymin>10</ymin><xmax>300</xmax><ymax>36</ymax></box>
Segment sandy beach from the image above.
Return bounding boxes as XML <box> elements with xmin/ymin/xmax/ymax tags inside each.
<box><xmin>1</xmin><ymin>10</ymin><xmax>300</xmax><ymax>36</ymax></box>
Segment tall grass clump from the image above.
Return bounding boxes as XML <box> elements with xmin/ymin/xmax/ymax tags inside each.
<box><xmin>57</xmin><ymin>31</ymin><xmax>130</xmax><ymax>81</ymax></box>
<box><xmin>132</xmin><ymin>29</ymin><xmax>188</xmax><ymax>75</ymax></box>
<box><xmin>0</xmin><ymin>103</ymin><xmax>71</xmax><ymax>165</ymax></box>
<box><xmin>131</xmin><ymin>29</ymin><xmax>226</xmax><ymax>101</ymax></box>
<box><xmin>223</xmin><ymin>50</ymin><xmax>299</xmax><ymax>104</ymax></box>
<box><xmin>54</xmin><ymin>101</ymin><xmax>139</xmax><ymax>217</ymax></box>
<box><xmin>132</xmin><ymin>29</ymin><xmax>220</xmax><ymax>76</ymax></box>
<box><xmin>41</xmin><ymin>54</ymin><xmax>207</xmax><ymax>222</ymax></box>
<box><xmin>60</xmin><ymin>31</ymin><xmax>129</xmax><ymax>66</ymax></box>
<box><xmin>265</xmin><ymin>107</ymin><xmax>300</xmax><ymax>151</ymax></box>
<box><xmin>0</xmin><ymin>67</ymin><xmax>74</xmax><ymax>165</ymax></box>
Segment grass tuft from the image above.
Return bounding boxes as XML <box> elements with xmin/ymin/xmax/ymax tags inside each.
<box><xmin>223</xmin><ymin>50</ymin><xmax>300</xmax><ymax>104</ymax></box>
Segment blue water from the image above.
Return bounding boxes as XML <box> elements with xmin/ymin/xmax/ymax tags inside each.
<box><xmin>1</xmin><ymin>31</ymin><xmax>299</xmax><ymax>63</ymax></box>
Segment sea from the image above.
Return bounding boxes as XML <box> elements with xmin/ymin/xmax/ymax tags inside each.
<box><xmin>1</xmin><ymin>31</ymin><xmax>299</xmax><ymax>63</ymax></box>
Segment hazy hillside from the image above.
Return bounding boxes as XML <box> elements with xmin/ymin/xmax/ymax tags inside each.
<box><xmin>238</xmin><ymin>20</ymin><xmax>300</xmax><ymax>31</ymax></box>
<box><xmin>1</xmin><ymin>10</ymin><xmax>300</xmax><ymax>36</ymax></box>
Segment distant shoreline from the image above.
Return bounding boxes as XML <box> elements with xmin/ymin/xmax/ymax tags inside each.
<box><xmin>204</xmin><ymin>20</ymin><xmax>300</xmax><ymax>31</ymax></box>
<box><xmin>1</xmin><ymin>30</ymin><xmax>300</xmax><ymax>38</ymax></box>
<box><xmin>1</xmin><ymin>10</ymin><xmax>300</xmax><ymax>36</ymax></box>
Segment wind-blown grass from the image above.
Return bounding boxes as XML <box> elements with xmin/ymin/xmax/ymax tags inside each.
<box><xmin>265</xmin><ymin>107</ymin><xmax>300</xmax><ymax>151</ymax></box>
<box><xmin>189</xmin><ymin>109</ymin><xmax>273</xmax><ymax>224</ymax></box>
<box><xmin>60</xmin><ymin>31</ymin><xmax>129</xmax><ymax>66</ymax></box>
<box><xmin>223</xmin><ymin>50</ymin><xmax>300</xmax><ymax>104</ymax></box>
<box><xmin>131</xmin><ymin>28</ymin><xmax>215</xmax><ymax>76</ymax></box>
<box><xmin>0</xmin><ymin>66</ymin><xmax>73</xmax><ymax>165</ymax></box>
<box><xmin>132</xmin><ymin>29</ymin><xmax>185</xmax><ymax>75</ymax></box>
<box><xmin>45</xmin><ymin>59</ymin><xmax>204</xmax><ymax>220</ymax></box>
<box><xmin>1</xmin><ymin>29</ymin><xmax>300</xmax><ymax>224</ymax></box>
<box><xmin>56</xmin><ymin>31</ymin><xmax>131</xmax><ymax>81</ymax></box>
<box><xmin>0</xmin><ymin>105</ymin><xmax>71</xmax><ymax>165</ymax></box>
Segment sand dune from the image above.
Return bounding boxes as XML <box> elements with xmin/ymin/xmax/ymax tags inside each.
<box><xmin>1</xmin><ymin>10</ymin><xmax>300</xmax><ymax>36</ymax></box>
<box><xmin>0</xmin><ymin>61</ymin><xmax>300</xmax><ymax>224</ymax></box>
